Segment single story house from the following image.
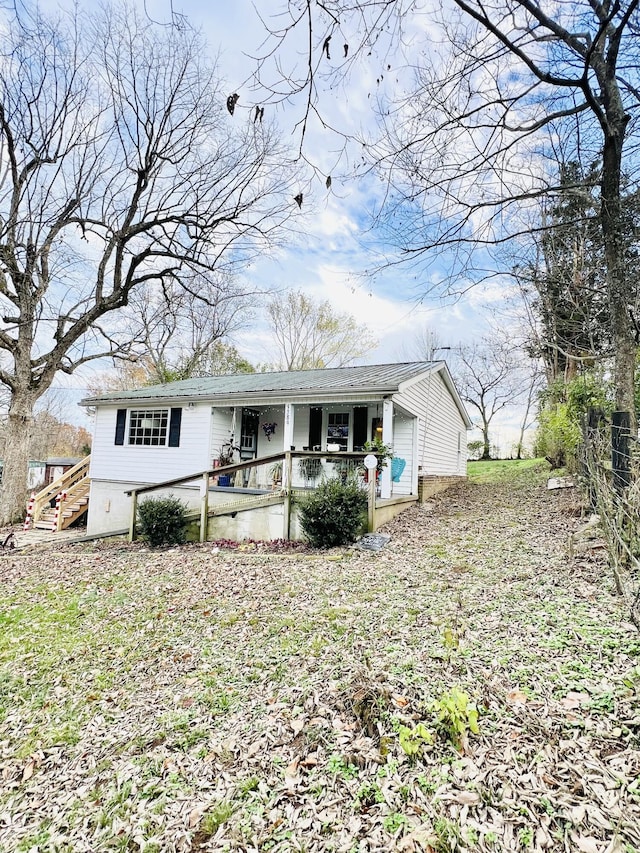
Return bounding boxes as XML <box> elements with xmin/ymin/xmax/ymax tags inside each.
<box><xmin>80</xmin><ymin>361</ymin><xmax>472</xmax><ymax>539</ymax></box>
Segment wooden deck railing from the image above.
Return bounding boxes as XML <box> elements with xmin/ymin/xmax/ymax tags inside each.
<box><xmin>126</xmin><ymin>450</ymin><xmax>381</xmax><ymax>543</ymax></box>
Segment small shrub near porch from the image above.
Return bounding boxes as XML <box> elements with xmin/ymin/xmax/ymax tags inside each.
<box><xmin>137</xmin><ymin>495</ymin><xmax>188</xmax><ymax>547</ymax></box>
<box><xmin>299</xmin><ymin>477</ymin><xmax>368</xmax><ymax>548</ymax></box>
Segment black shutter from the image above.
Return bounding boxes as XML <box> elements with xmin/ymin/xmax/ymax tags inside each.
<box><xmin>168</xmin><ymin>408</ymin><xmax>182</xmax><ymax>447</ymax></box>
<box><xmin>115</xmin><ymin>409</ymin><xmax>126</xmax><ymax>445</ymax></box>
<box><xmin>353</xmin><ymin>406</ymin><xmax>368</xmax><ymax>449</ymax></box>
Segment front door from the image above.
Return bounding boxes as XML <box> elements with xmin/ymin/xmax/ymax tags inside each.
<box><xmin>240</xmin><ymin>408</ymin><xmax>260</xmax><ymax>460</ymax></box>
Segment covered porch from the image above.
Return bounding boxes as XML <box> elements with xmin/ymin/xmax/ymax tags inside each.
<box><xmin>209</xmin><ymin>399</ymin><xmax>417</xmax><ymax>502</ymax></box>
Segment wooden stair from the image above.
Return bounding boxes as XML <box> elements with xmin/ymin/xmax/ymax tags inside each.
<box><xmin>28</xmin><ymin>456</ymin><xmax>91</xmax><ymax>532</ymax></box>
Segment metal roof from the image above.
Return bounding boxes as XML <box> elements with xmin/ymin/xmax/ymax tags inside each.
<box><xmin>81</xmin><ymin>362</ymin><xmax>441</xmax><ymax>406</ymax></box>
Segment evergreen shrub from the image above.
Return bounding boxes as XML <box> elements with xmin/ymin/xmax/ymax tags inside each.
<box><xmin>299</xmin><ymin>477</ymin><xmax>368</xmax><ymax>548</ymax></box>
<box><xmin>137</xmin><ymin>495</ymin><xmax>188</xmax><ymax>547</ymax></box>
<box><xmin>534</xmin><ymin>403</ymin><xmax>581</xmax><ymax>469</ymax></box>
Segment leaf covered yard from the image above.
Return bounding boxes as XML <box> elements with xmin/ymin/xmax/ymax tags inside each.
<box><xmin>1</xmin><ymin>463</ymin><xmax>639</xmax><ymax>852</ymax></box>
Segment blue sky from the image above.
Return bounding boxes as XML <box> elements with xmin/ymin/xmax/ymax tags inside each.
<box><xmin>35</xmin><ymin>0</ymin><xmax>528</xmax><ymax>449</ymax></box>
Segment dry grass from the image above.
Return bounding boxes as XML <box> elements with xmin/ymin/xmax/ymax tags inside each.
<box><xmin>1</xmin><ymin>462</ymin><xmax>639</xmax><ymax>852</ymax></box>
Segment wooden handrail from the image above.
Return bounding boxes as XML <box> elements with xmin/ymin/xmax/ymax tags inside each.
<box><xmin>32</xmin><ymin>456</ymin><xmax>91</xmax><ymax>525</ymax></box>
<box><xmin>125</xmin><ymin>452</ymin><xmax>285</xmax><ymax>497</ymax></box>
<box><xmin>126</xmin><ymin>449</ymin><xmax>384</xmax><ymax>541</ymax></box>
<box><xmin>125</xmin><ymin>450</ymin><xmax>379</xmax><ymax>497</ymax></box>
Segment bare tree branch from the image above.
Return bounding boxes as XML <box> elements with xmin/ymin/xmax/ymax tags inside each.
<box><xmin>0</xmin><ymin>2</ymin><xmax>301</xmax><ymax>521</ymax></box>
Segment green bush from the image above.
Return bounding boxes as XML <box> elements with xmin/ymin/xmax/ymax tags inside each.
<box><xmin>299</xmin><ymin>477</ymin><xmax>368</xmax><ymax>548</ymax></box>
<box><xmin>137</xmin><ymin>495</ymin><xmax>188</xmax><ymax>547</ymax></box>
<box><xmin>467</xmin><ymin>439</ymin><xmax>485</xmax><ymax>461</ymax></box>
<box><xmin>534</xmin><ymin>403</ymin><xmax>582</xmax><ymax>469</ymax></box>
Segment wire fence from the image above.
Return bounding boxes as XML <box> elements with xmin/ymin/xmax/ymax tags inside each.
<box><xmin>581</xmin><ymin>409</ymin><xmax>640</xmax><ymax>628</ymax></box>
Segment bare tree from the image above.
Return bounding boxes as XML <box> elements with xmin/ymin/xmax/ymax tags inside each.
<box><xmin>0</xmin><ymin>4</ymin><xmax>298</xmax><ymax>521</ymax></box>
<box><xmin>266</xmin><ymin>290</ymin><xmax>377</xmax><ymax>370</ymax></box>
<box><xmin>452</xmin><ymin>335</ymin><xmax>530</xmax><ymax>460</ymax></box>
<box><xmin>123</xmin><ymin>273</ymin><xmax>257</xmax><ymax>382</ymax></box>
<box><xmin>400</xmin><ymin>325</ymin><xmax>447</xmax><ymax>362</ymax></box>
<box><xmin>250</xmin><ymin>0</ymin><xmax>640</xmax><ymax>421</ymax></box>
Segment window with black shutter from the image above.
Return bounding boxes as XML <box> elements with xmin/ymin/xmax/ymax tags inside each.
<box><xmin>115</xmin><ymin>409</ymin><xmax>126</xmax><ymax>445</ymax></box>
<box><xmin>168</xmin><ymin>408</ymin><xmax>182</xmax><ymax>447</ymax></box>
<box><xmin>114</xmin><ymin>407</ymin><xmax>182</xmax><ymax>446</ymax></box>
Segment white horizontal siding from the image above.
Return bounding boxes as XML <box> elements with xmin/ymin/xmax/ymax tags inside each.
<box><xmin>256</xmin><ymin>406</ymin><xmax>284</xmax><ymax>455</ymax></box>
<box><xmin>395</xmin><ymin>373</ymin><xmax>467</xmax><ymax>477</ymax></box>
<box><xmin>89</xmin><ymin>403</ymin><xmax>211</xmax><ymax>485</ymax></box>
<box><xmin>210</xmin><ymin>408</ymin><xmax>235</xmax><ymax>464</ymax></box>
<box><xmin>292</xmin><ymin>406</ymin><xmax>310</xmax><ymax>450</ymax></box>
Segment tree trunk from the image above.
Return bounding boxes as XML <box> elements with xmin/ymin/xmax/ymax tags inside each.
<box><xmin>600</xmin><ymin>83</ymin><xmax>635</xmax><ymax>429</ymax></box>
<box><xmin>0</xmin><ymin>390</ymin><xmax>37</xmax><ymax>525</ymax></box>
<box><xmin>481</xmin><ymin>419</ymin><xmax>491</xmax><ymax>459</ymax></box>
<box><xmin>516</xmin><ymin>373</ymin><xmax>538</xmax><ymax>460</ymax></box>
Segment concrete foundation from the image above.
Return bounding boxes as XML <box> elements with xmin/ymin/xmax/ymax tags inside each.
<box><xmin>88</xmin><ymin>478</ymin><xmax>424</xmax><ymax>542</ymax></box>
<box><xmin>373</xmin><ymin>495</ymin><xmax>418</xmax><ymax>528</ymax></box>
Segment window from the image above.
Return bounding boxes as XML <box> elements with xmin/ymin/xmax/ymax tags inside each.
<box><xmin>327</xmin><ymin>412</ymin><xmax>349</xmax><ymax>451</ymax></box>
<box><xmin>240</xmin><ymin>408</ymin><xmax>259</xmax><ymax>459</ymax></box>
<box><xmin>114</xmin><ymin>407</ymin><xmax>182</xmax><ymax>447</ymax></box>
<box><xmin>128</xmin><ymin>409</ymin><xmax>169</xmax><ymax>446</ymax></box>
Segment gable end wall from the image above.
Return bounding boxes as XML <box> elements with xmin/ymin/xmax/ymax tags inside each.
<box><xmin>394</xmin><ymin>372</ymin><xmax>467</xmax><ymax>476</ymax></box>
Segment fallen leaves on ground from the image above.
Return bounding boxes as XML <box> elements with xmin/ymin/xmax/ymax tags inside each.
<box><xmin>1</xmin><ymin>463</ymin><xmax>639</xmax><ymax>852</ymax></box>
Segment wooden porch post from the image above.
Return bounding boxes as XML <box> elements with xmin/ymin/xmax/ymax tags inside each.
<box><xmin>283</xmin><ymin>403</ymin><xmax>295</xmax><ymax>452</ymax></box>
<box><xmin>200</xmin><ymin>472</ymin><xmax>210</xmax><ymax>543</ymax></box>
<box><xmin>283</xmin><ymin>451</ymin><xmax>293</xmax><ymax>539</ymax></box>
<box><xmin>380</xmin><ymin>399</ymin><xmax>393</xmax><ymax>499</ymax></box>
<box><xmin>129</xmin><ymin>490</ymin><xmax>138</xmax><ymax>541</ymax></box>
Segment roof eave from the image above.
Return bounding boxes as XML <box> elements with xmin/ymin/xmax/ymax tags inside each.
<box><xmin>81</xmin><ymin>385</ymin><xmax>401</xmax><ymax>408</ymax></box>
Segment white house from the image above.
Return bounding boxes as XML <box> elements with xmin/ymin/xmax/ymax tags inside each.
<box><xmin>81</xmin><ymin>362</ymin><xmax>471</xmax><ymax>539</ymax></box>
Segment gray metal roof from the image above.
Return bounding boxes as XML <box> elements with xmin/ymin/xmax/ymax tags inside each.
<box><xmin>81</xmin><ymin>362</ymin><xmax>440</xmax><ymax>405</ymax></box>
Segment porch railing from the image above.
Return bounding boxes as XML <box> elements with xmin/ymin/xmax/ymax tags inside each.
<box><xmin>125</xmin><ymin>450</ymin><xmax>381</xmax><ymax>543</ymax></box>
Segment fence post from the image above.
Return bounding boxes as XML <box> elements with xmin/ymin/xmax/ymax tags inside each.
<box><xmin>612</xmin><ymin>411</ymin><xmax>631</xmax><ymax>493</ymax></box>
<box><xmin>368</xmin><ymin>474</ymin><xmax>377</xmax><ymax>531</ymax></box>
